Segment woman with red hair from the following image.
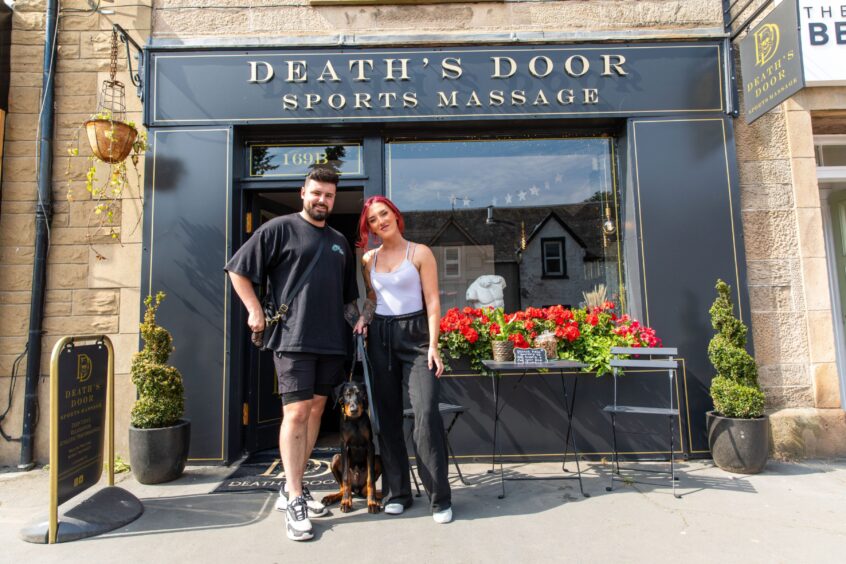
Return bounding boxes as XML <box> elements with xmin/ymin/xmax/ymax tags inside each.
<box><xmin>352</xmin><ymin>195</ymin><xmax>452</xmax><ymax>524</ymax></box>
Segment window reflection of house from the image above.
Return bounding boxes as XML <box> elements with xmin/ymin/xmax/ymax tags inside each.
<box><xmin>407</xmin><ymin>213</ymin><xmax>495</xmax><ymax>310</ymax></box>
<box><xmin>403</xmin><ymin>202</ymin><xmax>618</xmax><ymax>313</ymax></box>
<box><xmin>521</xmin><ymin>211</ymin><xmax>609</xmax><ymax>309</ymax></box>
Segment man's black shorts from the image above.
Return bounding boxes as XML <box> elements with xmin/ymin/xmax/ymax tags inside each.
<box><xmin>273</xmin><ymin>352</ymin><xmax>345</xmax><ymax>405</ymax></box>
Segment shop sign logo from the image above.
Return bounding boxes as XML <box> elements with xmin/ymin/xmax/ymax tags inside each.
<box><xmin>754</xmin><ymin>23</ymin><xmax>781</xmax><ymax>66</ymax></box>
<box><xmin>76</xmin><ymin>354</ymin><xmax>92</xmax><ymax>383</ymax></box>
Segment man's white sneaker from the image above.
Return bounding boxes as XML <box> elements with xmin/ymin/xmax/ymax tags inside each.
<box><xmin>433</xmin><ymin>507</ymin><xmax>453</xmax><ymax>524</ymax></box>
<box><xmin>285</xmin><ymin>496</ymin><xmax>314</xmax><ymax>541</ymax></box>
<box><xmin>384</xmin><ymin>503</ymin><xmax>405</xmax><ymax>515</ymax></box>
<box><xmin>276</xmin><ymin>485</ymin><xmax>328</xmax><ymax>517</ymax></box>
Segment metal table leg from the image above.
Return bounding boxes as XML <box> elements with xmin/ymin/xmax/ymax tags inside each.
<box><xmin>559</xmin><ymin>373</ymin><xmax>588</xmax><ymax>498</ymax></box>
<box><xmin>445</xmin><ymin>413</ymin><xmax>470</xmax><ymax>486</ymax></box>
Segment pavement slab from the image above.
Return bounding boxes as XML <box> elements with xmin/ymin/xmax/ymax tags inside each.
<box><xmin>2</xmin><ymin>459</ymin><xmax>846</xmax><ymax>563</ymax></box>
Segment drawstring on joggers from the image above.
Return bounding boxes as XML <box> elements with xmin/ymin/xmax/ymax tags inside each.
<box><xmin>374</xmin><ymin>310</ymin><xmax>425</xmax><ymax>373</ymax></box>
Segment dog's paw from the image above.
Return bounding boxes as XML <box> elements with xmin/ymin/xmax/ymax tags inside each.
<box><xmin>340</xmin><ymin>500</ymin><xmax>353</xmax><ymax>513</ymax></box>
<box><xmin>320</xmin><ymin>496</ymin><xmax>334</xmax><ymax>506</ymax></box>
<box><xmin>367</xmin><ymin>501</ymin><xmax>381</xmax><ymax>514</ymax></box>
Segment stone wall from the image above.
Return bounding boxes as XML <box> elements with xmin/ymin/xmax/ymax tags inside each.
<box><xmin>730</xmin><ymin>2</ymin><xmax>846</xmax><ymax>458</ymax></box>
<box><xmin>735</xmin><ymin>99</ymin><xmax>843</xmax><ymax>413</ymax></box>
<box><xmin>0</xmin><ymin>0</ymin><xmax>151</xmax><ymax>465</ymax></box>
<box><xmin>150</xmin><ymin>0</ymin><xmax>723</xmax><ymax>40</ymax></box>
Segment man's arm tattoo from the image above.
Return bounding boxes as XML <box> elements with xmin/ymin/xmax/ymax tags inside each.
<box><xmin>344</xmin><ymin>302</ymin><xmax>360</xmax><ymax>328</ymax></box>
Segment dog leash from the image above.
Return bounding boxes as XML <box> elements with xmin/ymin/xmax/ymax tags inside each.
<box><xmin>355</xmin><ymin>334</ymin><xmax>381</xmax><ymax>436</ymax></box>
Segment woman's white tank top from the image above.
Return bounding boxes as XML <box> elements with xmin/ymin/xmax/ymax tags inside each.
<box><xmin>370</xmin><ymin>242</ymin><xmax>424</xmax><ymax>316</ymax></box>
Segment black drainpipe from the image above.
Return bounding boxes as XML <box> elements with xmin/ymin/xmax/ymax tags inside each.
<box><xmin>19</xmin><ymin>0</ymin><xmax>58</xmax><ymax>469</ymax></box>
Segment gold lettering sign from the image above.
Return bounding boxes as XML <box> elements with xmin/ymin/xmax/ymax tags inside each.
<box><xmin>250</xmin><ymin>143</ymin><xmax>362</xmax><ymax>177</ymax></box>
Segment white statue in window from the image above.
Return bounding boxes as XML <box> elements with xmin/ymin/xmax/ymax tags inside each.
<box><xmin>466</xmin><ymin>275</ymin><xmax>507</xmax><ymax>309</ymax></box>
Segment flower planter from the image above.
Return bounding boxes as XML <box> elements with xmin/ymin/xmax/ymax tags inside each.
<box><xmin>129</xmin><ymin>419</ymin><xmax>191</xmax><ymax>484</ymax></box>
<box><xmin>706</xmin><ymin>411</ymin><xmax>768</xmax><ymax>474</ymax></box>
<box><xmin>491</xmin><ymin>340</ymin><xmax>514</xmax><ymax>362</ymax></box>
<box><xmin>84</xmin><ymin>119</ymin><xmax>138</xmax><ymax>164</ymax></box>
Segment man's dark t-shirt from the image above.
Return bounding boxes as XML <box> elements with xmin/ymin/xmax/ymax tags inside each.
<box><xmin>224</xmin><ymin>213</ymin><xmax>358</xmax><ymax>355</ymax></box>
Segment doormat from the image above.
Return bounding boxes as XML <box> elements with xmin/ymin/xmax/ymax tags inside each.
<box><xmin>213</xmin><ymin>447</ymin><xmax>340</xmax><ymax>493</ymax></box>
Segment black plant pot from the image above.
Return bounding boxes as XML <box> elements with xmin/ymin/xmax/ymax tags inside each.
<box><xmin>129</xmin><ymin>419</ymin><xmax>191</xmax><ymax>484</ymax></box>
<box><xmin>707</xmin><ymin>411</ymin><xmax>768</xmax><ymax>474</ymax></box>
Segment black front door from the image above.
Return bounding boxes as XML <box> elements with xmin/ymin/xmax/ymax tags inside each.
<box><xmin>241</xmin><ymin>188</ymin><xmax>364</xmax><ymax>453</ymax></box>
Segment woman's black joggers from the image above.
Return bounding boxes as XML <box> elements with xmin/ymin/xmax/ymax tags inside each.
<box><xmin>368</xmin><ymin>310</ymin><xmax>452</xmax><ymax>512</ymax></box>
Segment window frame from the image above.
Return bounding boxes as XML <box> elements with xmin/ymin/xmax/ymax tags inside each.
<box><xmin>541</xmin><ymin>237</ymin><xmax>568</xmax><ymax>279</ymax></box>
<box><xmin>443</xmin><ymin>246</ymin><xmax>462</xmax><ymax>279</ymax></box>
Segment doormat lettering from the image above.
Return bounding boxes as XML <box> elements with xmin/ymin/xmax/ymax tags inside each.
<box><xmin>213</xmin><ymin>448</ymin><xmax>339</xmax><ymax>493</ymax></box>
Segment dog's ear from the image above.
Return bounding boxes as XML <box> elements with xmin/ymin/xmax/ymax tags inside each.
<box><xmin>334</xmin><ymin>382</ymin><xmax>347</xmax><ymax>404</ymax></box>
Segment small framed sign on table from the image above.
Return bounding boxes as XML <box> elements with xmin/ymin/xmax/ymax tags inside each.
<box><xmin>514</xmin><ymin>348</ymin><xmax>547</xmax><ymax>364</ymax></box>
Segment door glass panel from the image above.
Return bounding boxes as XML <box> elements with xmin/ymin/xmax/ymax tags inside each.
<box><xmin>386</xmin><ymin>137</ymin><xmax>622</xmax><ymax>311</ymax></box>
<box><xmin>249</xmin><ymin>143</ymin><xmax>362</xmax><ymax>177</ymax></box>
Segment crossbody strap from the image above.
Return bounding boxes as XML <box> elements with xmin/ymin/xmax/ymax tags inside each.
<box><xmin>267</xmin><ymin>229</ymin><xmax>328</xmax><ymax>325</ymax></box>
<box><xmin>355</xmin><ymin>334</ymin><xmax>380</xmax><ymax>436</ymax></box>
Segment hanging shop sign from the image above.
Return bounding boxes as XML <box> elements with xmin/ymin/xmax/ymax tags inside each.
<box><xmin>799</xmin><ymin>0</ymin><xmax>846</xmax><ymax>85</ymax></box>
<box><xmin>739</xmin><ymin>0</ymin><xmax>806</xmax><ymax>123</ymax></box>
<box><xmin>146</xmin><ymin>42</ymin><xmax>725</xmax><ymax>126</ymax></box>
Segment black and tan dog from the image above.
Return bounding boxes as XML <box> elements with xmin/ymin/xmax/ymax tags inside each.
<box><xmin>320</xmin><ymin>381</ymin><xmax>382</xmax><ymax>513</ymax></box>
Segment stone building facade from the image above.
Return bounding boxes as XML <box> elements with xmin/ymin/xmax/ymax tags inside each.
<box><xmin>0</xmin><ymin>0</ymin><xmax>843</xmax><ymax>465</ymax></box>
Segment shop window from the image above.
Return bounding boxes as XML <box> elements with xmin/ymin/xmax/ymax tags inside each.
<box><xmin>584</xmin><ymin>260</ymin><xmax>604</xmax><ymax>280</ymax></box>
<box><xmin>386</xmin><ymin>136</ymin><xmax>622</xmax><ymax>312</ymax></box>
<box><xmin>816</xmin><ymin>144</ymin><xmax>846</xmax><ymax>167</ymax></box>
<box><xmin>815</xmin><ymin>136</ymin><xmax>846</xmax><ymax>184</ymax></box>
<box><xmin>541</xmin><ymin>238</ymin><xmax>566</xmax><ymax>278</ymax></box>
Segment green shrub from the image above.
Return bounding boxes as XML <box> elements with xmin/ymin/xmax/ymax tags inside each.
<box><xmin>130</xmin><ymin>292</ymin><xmax>184</xmax><ymax>428</ymax></box>
<box><xmin>707</xmin><ymin>280</ymin><xmax>765</xmax><ymax>418</ymax></box>
<box><xmin>710</xmin><ymin>376</ymin><xmax>765</xmax><ymax>419</ymax></box>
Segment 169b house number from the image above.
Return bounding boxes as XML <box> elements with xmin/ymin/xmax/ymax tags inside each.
<box><xmin>279</xmin><ymin>150</ymin><xmax>329</xmax><ymax>166</ymax></box>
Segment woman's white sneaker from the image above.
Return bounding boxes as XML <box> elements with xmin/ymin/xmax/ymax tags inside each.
<box><xmin>433</xmin><ymin>507</ymin><xmax>453</xmax><ymax>524</ymax></box>
<box><xmin>384</xmin><ymin>503</ymin><xmax>405</xmax><ymax>515</ymax></box>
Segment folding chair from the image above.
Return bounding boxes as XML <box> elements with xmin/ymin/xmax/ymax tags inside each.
<box><xmin>403</xmin><ymin>403</ymin><xmax>469</xmax><ymax>497</ymax></box>
<box><xmin>603</xmin><ymin>346</ymin><xmax>683</xmax><ymax>498</ymax></box>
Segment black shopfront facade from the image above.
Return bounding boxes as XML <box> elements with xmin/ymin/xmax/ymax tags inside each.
<box><xmin>141</xmin><ymin>40</ymin><xmax>748</xmax><ymax>463</ymax></box>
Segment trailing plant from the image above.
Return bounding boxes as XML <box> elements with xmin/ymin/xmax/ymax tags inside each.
<box><xmin>708</xmin><ymin>280</ymin><xmax>765</xmax><ymax>418</ymax></box>
<box><xmin>65</xmin><ymin>110</ymin><xmax>147</xmax><ymax>259</ymax></box>
<box><xmin>130</xmin><ymin>292</ymin><xmax>185</xmax><ymax>429</ymax></box>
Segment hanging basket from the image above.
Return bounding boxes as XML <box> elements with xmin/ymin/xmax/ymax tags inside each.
<box><xmin>491</xmin><ymin>340</ymin><xmax>515</xmax><ymax>362</ymax></box>
<box><xmin>84</xmin><ymin>119</ymin><xmax>138</xmax><ymax>164</ymax></box>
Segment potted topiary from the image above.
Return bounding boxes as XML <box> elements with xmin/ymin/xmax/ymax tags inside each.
<box><xmin>128</xmin><ymin>292</ymin><xmax>191</xmax><ymax>484</ymax></box>
<box><xmin>706</xmin><ymin>279</ymin><xmax>768</xmax><ymax>474</ymax></box>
